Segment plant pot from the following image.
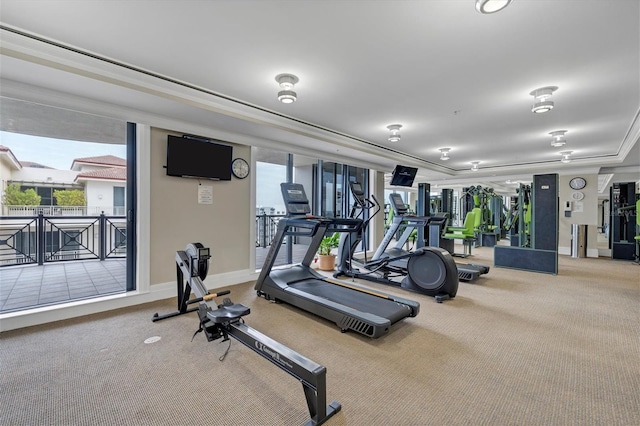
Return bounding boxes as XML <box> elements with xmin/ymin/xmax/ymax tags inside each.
<box><xmin>317</xmin><ymin>254</ymin><xmax>336</xmax><ymax>271</ymax></box>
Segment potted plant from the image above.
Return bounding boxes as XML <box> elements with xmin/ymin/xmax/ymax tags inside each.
<box><xmin>316</xmin><ymin>232</ymin><xmax>340</xmax><ymax>271</ymax></box>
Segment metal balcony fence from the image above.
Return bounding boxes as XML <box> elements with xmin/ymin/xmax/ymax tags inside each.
<box><xmin>0</xmin><ymin>212</ymin><xmax>127</xmax><ymax>267</ymax></box>
<box><xmin>255</xmin><ymin>213</ymin><xmax>286</xmax><ymax>248</ymax></box>
<box><xmin>4</xmin><ymin>205</ymin><xmax>126</xmax><ymax>216</ymax></box>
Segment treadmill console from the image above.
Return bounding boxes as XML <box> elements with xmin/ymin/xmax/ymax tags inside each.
<box><xmin>349</xmin><ymin>182</ymin><xmax>366</xmax><ymax>205</ymax></box>
<box><xmin>281</xmin><ymin>183</ymin><xmax>312</xmax><ymax>216</ymax></box>
<box><xmin>389</xmin><ymin>193</ymin><xmax>409</xmax><ymax>215</ymax></box>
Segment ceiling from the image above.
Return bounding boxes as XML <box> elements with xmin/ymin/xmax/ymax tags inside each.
<box><xmin>0</xmin><ymin>0</ymin><xmax>638</xmax><ymax>195</ymax></box>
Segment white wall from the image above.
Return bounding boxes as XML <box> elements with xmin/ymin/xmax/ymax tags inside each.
<box><xmin>11</xmin><ymin>167</ymin><xmax>77</xmax><ymax>185</ymax></box>
<box><xmin>149</xmin><ymin>128</ymin><xmax>253</xmax><ymax>286</ymax></box>
<box><xmin>84</xmin><ymin>179</ymin><xmax>125</xmax><ymax>213</ymax></box>
<box><xmin>558</xmin><ymin>173</ymin><xmax>599</xmax><ymax>257</ymax></box>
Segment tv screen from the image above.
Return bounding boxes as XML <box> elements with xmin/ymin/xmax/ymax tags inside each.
<box><xmin>390</xmin><ymin>165</ymin><xmax>418</xmax><ymax>187</ymax></box>
<box><xmin>166</xmin><ymin>135</ymin><xmax>232</xmax><ymax>180</ymax></box>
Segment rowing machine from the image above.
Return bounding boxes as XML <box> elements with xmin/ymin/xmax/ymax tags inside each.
<box><xmin>153</xmin><ymin>243</ymin><xmax>341</xmax><ymax>426</ymax></box>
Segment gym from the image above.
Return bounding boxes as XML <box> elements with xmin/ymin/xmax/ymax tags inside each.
<box><xmin>1</xmin><ymin>1</ymin><xmax>638</xmax><ymax>425</ymax></box>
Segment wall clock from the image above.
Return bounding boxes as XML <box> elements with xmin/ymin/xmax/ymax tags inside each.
<box><xmin>569</xmin><ymin>177</ymin><xmax>586</xmax><ymax>190</ymax></box>
<box><xmin>231</xmin><ymin>158</ymin><xmax>250</xmax><ymax>179</ymax></box>
<box><xmin>571</xmin><ymin>191</ymin><xmax>585</xmax><ymax>201</ymax></box>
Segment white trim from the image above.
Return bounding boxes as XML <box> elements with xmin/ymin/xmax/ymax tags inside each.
<box><xmin>598</xmin><ymin>248</ymin><xmax>612</xmax><ymax>258</ymax></box>
<box><xmin>586</xmin><ymin>248</ymin><xmax>599</xmax><ymax>258</ymax></box>
<box><xmin>559</xmin><ymin>246</ymin><xmax>600</xmax><ymax>258</ymax></box>
<box><xmin>249</xmin><ymin>147</ymin><xmax>257</xmax><ymax>272</ymax></box>
<box><xmin>136</xmin><ymin>124</ymin><xmax>151</xmax><ymax>294</ymax></box>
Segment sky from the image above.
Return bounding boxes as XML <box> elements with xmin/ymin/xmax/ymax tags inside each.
<box><xmin>1</xmin><ymin>131</ymin><xmax>127</xmax><ymax>170</ymax></box>
<box><xmin>256</xmin><ymin>162</ymin><xmax>286</xmax><ymax>213</ymax></box>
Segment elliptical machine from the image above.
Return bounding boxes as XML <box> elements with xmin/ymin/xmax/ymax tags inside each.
<box><xmin>335</xmin><ymin>182</ymin><xmax>458</xmax><ymax>303</ymax></box>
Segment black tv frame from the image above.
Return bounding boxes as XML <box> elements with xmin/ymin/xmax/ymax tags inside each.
<box><xmin>166</xmin><ymin>135</ymin><xmax>232</xmax><ymax>181</ymax></box>
<box><xmin>390</xmin><ymin>165</ymin><xmax>418</xmax><ymax>187</ymax></box>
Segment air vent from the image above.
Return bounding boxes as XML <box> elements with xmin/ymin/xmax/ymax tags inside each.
<box><xmin>338</xmin><ymin>316</ymin><xmax>375</xmax><ymax>337</ymax></box>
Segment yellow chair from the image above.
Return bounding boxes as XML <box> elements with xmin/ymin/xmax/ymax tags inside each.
<box><xmin>472</xmin><ymin>207</ymin><xmax>483</xmax><ymax>231</ymax></box>
<box><xmin>444</xmin><ymin>211</ymin><xmax>476</xmax><ymax>257</ymax></box>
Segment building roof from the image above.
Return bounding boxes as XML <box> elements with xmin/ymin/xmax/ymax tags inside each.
<box><xmin>71</xmin><ymin>155</ymin><xmax>126</xmax><ymax>171</ymax></box>
<box><xmin>20</xmin><ymin>161</ymin><xmax>54</xmax><ymax>169</ymax></box>
<box><xmin>0</xmin><ymin>145</ymin><xmax>22</xmax><ymax>169</ymax></box>
<box><xmin>74</xmin><ymin>167</ymin><xmax>127</xmax><ymax>182</ymax></box>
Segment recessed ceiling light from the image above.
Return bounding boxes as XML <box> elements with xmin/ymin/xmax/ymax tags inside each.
<box><xmin>470</xmin><ymin>161</ymin><xmax>480</xmax><ymax>172</ymax></box>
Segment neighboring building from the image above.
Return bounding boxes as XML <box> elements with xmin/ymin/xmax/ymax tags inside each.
<box><xmin>72</xmin><ymin>155</ymin><xmax>127</xmax><ymax>215</ymax></box>
<box><xmin>0</xmin><ymin>145</ymin><xmax>126</xmax><ymax>215</ymax></box>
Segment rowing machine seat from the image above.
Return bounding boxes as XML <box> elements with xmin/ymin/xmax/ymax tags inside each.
<box><xmin>207</xmin><ymin>304</ymin><xmax>250</xmax><ymax>324</ymax></box>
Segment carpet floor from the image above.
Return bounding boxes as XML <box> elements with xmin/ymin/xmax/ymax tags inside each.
<box><xmin>1</xmin><ymin>246</ymin><xmax>638</xmax><ymax>425</ymax></box>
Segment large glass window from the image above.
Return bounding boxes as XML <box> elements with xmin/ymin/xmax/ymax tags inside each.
<box><xmin>254</xmin><ymin>149</ymin><xmax>363</xmax><ymax>270</ymax></box>
<box><xmin>318</xmin><ymin>163</ymin><xmax>368</xmax><ymax>219</ymax></box>
<box><xmin>0</xmin><ymin>98</ymin><xmax>133</xmax><ymax>313</ymax></box>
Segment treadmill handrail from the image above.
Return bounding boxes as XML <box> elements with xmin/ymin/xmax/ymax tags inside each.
<box><xmin>278</xmin><ymin>217</ymin><xmax>326</xmax><ymax>237</ymax></box>
<box><xmin>327</xmin><ymin>217</ymin><xmax>363</xmax><ymax>233</ymax></box>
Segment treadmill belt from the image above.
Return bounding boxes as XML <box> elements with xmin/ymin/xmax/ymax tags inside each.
<box><xmin>290</xmin><ymin>279</ymin><xmax>410</xmax><ymax>324</ymax></box>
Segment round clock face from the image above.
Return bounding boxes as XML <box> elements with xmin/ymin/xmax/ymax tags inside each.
<box><xmin>569</xmin><ymin>177</ymin><xmax>586</xmax><ymax>190</ymax></box>
<box><xmin>231</xmin><ymin>158</ymin><xmax>250</xmax><ymax>179</ymax></box>
<box><xmin>571</xmin><ymin>191</ymin><xmax>585</xmax><ymax>201</ymax></box>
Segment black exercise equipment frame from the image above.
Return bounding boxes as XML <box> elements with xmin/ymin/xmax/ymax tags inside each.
<box><xmin>335</xmin><ymin>183</ymin><xmax>459</xmax><ymax>302</ymax></box>
<box><xmin>153</xmin><ymin>244</ymin><xmax>340</xmax><ymax>426</ymax></box>
<box><xmin>255</xmin><ymin>183</ymin><xmax>420</xmax><ymax>338</ymax></box>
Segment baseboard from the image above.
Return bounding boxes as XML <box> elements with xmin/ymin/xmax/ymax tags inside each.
<box><xmin>559</xmin><ymin>246</ymin><xmax>600</xmax><ymax>258</ymax></box>
<box><xmin>598</xmin><ymin>248</ymin><xmax>612</xmax><ymax>257</ymax></box>
<box><xmin>0</xmin><ymin>269</ymin><xmax>260</xmax><ymax>332</ymax></box>
<box><xmin>586</xmin><ymin>248</ymin><xmax>599</xmax><ymax>258</ymax></box>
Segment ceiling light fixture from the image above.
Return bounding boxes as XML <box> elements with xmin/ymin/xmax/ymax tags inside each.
<box><xmin>275</xmin><ymin>73</ymin><xmax>299</xmax><ymax>104</ymax></box>
<box><xmin>439</xmin><ymin>148</ymin><xmax>451</xmax><ymax>160</ymax></box>
<box><xmin>549</xmin><ymin>130</ymin><xmax>568</xmax><ymax>147</ymax></box>
<box><xmin>387</xmin><ymin>124</ymin><xmax>402</xmax><ymax>142</ymax></box>
<box><xmin>530</xmin><ymin>86</ymin><xmax>558</xmax><ymax>114</ymax></box>
<box><xmin>560</xmin><ymin>150</ymin><xmax>573</xmax><ymax>163</ymax></box>
<box><xmin>475</xmin><ymin>0</ymin><xmax>513</xmax><ymax>14</ymax></box>
<box><xmin>470</xmin><ymin>161</ymin><xmax>480</xmax><ymax>172</ymax></box>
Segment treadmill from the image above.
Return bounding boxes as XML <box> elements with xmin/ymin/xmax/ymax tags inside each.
<box><xmin>254</xmin><ymin>183</ymin><xmax>420</xmax><ymax>339</ymax></box>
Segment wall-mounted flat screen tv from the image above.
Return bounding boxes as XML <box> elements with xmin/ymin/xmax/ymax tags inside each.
<box><xmin>166</xmin><ymin>135</ymin><xmax>232</xmax><ymax>180</ymax></box>
<box><xmin>390</xmin><ymin>165</ymin><xmax>418</xmax><ymax>187</ymax></box>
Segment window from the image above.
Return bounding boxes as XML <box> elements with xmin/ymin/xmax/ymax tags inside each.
<box><xmin>113</xmin><ymin>186</ymin><xmax>125</xmax><ymax>215</ymax></box>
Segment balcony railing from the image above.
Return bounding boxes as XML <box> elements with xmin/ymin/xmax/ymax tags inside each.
<box><xmin>255</xmin><ymin>213</ymin><xmax>286</xmax><ymax>248</ymax></box>
<box><xmin>4</xmin><ymin>205</ymin><xmax>126</xmax><ymax>216</ymax></box>
<box><xmin>0</xmin><ymin>212</ymin><xmax>127</xmax><ymax>267</ymax></box>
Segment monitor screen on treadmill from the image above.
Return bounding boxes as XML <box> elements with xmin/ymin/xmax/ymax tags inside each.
<box><xmin>389</xmin><ymin>193</ymin><xmax>407</xmax><ymax>214</ymax></box>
